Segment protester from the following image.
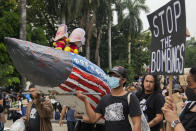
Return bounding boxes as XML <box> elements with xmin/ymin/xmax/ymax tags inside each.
<box><xmin>137</xmin><ymin>75</ymin><xmax>143</xmax><ymax>90</ymax></box>
<box><xmin>0</xmin><ymin>92</ymin><xmax>5</xmax><ymax>131</ymax></box>
<box><xmin>4</xmin><ymin>94</ymin><xmax>12</xmax><ymax>120</ymax></box>
<box><xmin>162</xmin><ymin>67</ymin><xmax>196</xmax><ymax>131</ymax></box>
<box><xmin>136</xmin><ymin>74</ymin><xmax>164</xmax><ymax>131</ymax></box>
<box><xmin>0</xmin><ymin>92</ymin><xmax>3</xmax><ymax>105</ymax></box>
<box><xmin>21</xmin><ymin>95</ymin><xmax>29</xmax><ymax>116</ymax></box>
<box><xmin>59</xmin><ymin>105</ymin><xmax>83</xmax><ymax>131</ymax></box>
<box><xmin>51</xmin><ymin>99</ymin><xmax>63</xmax><ymax>120</ymax></box>
<box><xmin>23</xmin><ymin>85</ymin><xmax>53</xmax><ymax>131</ymax></box>
<box><xmin>0</xmin><ymin>104</ymin><xmax>5</xmax><ymax>131</ymax></box>
<box><xmin>9</xmin><ymin>94</ymin><xmax>22</xmax><ymax>122</ymax></box>
<box><xmin>77</xmin><ymin>66</ymin><xmax>142</xmax><ymax>131</ymax></box>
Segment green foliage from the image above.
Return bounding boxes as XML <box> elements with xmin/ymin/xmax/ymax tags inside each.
<box><xmin>0</xmin><ymin>42</ymin><xmax>20</xmax><ymax>86</ymax></box>
<box><xmin>0</xmin><ymin>11</ymin><xmax>20</xmax><ymax>41</ymax></box>
<box><xmin>26</xmin><ymin>24</ymin><xmax>32</xmax><ymax>41</ymax></box>
<box><xmin>0</xmin><ymin>0</ymin><xmax>18</xmax><ymax>15</ymax></box>
<box><xmin>0</xmin><ymin>0</ymin><xmax>20</xmax><ymax>87</ymax></box>
<box><xmin>185</xmin><ymin>37</ymin><xmax>196</xmax><ymax>67</ymax></box>
<box><xmin>0</xmin><ymin>0</ymin><xmax>51</xmax><ymax>87</ymax></box>
<box><xmin>27</xmin><ymin>0</ymin><xmax>57</xmax><ymax>42</ymax></box>
<box><xmin>26</xmin><ymin>25</ymin><xmax>48</xmax><ymax>46</ymax></box>
<box><xmin>31</xmin><ymin>27</ymin><xmax>48</xmax><ymax>45</ymax></box>
<box><xmin>0</xmin><ymin>0</ymin><xmax>19</xmax><ymax>42</ymax></box>
<box><xmin>131</xmin><ymin>31</ymin><xmax>151</xmax><ymax>73</ymax></box>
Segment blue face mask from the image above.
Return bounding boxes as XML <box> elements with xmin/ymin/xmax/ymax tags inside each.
<box><xmin>107</xmin><ymin>76</ymin><xmax>120</xmax><ymax>90</ymax></box>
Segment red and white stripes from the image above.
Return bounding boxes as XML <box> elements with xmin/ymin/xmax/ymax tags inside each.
<box><xmin>59</xmin><ymin>67</ymin><xmax>110</xmax><ymax>108</ymax></box>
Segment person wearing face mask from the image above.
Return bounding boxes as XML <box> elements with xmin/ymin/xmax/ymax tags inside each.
<box><xmin>76</xmin><ymin>66</ymin><xmax>142</xmax><ymax>131</ymax></box>
<box><xmin>162</xmin><ymin>67</ymin><xmax>196</xmax><ymax>131</ymax></box>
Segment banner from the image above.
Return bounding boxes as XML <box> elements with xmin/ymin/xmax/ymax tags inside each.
<box><xmin>147</xmin><ymin>0</ymin><xmax>186</xmax><ymax>75</ymax></box>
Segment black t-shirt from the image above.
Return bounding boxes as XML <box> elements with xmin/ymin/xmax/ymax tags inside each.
<box><xmin>137</xmin><ymin>92</ymin><xmax>164</xmax><ymax>131</ymax></box>
<box><xmin>180</xmin><ymin>102</ymin><xmax>196</xmax><ymax>131</ymax></box>
<box><xmin>95</xmin><ymin>93</ymin><xmax>141</xmax><ymax>131</ymax></box>
<box><xmin>0</xmin><ymin>105</ymin><xmax>3</xmax><ymax>113</ymax></box>
<box><xmin>0</xmin><ymin>93</ymin><xmax>2</xmax><ymax>100</ymax></box>
<box><xmin>28</xmin><ymin>103</ymin><xmax>40</xmax><ymax>131</ymax></box>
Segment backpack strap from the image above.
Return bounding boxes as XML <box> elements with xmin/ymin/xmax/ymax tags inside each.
<box><xmin>180</xmin><ymin>101</ymin><xmax>196</xmax><ymax>120</ymax></box>
<box><xmin>189</xmin><ymin>101</ymin><xmax>196</xmax><ymax>109</ymax></box>
<box><xmin>127</xmin><ymin>92</ymin><xmax>151</xmax><ymax>131</ymax></box>
<box><xmin>127</xmin><ymin>92</ymin><xmax>132</xmax><ymax>105</ymax></box>
<box><xmin>127</xmin><ymin>92</ymin><xmax>134</xmax><ymax>130</ymax></box>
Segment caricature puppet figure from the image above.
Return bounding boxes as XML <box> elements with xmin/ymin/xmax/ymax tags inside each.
<box><xmin>64</xmin><ymin>28</ymin><xmax>85</xmax><ymax>54</ymax></box>
<box><xmin>53</xmin><ymin>24</ymin><xmax>69</xmax><ymax>50</ymax></box>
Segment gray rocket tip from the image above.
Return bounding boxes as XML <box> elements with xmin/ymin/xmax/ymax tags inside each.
<box><xmin>4</xmin><ymin>37</ymin><xmax>73</xmax><ymax>87</ymax></box>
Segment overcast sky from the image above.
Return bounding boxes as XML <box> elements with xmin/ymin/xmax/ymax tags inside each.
<box><xmin>140</xmin><ymin>0</ymin><xmax>196</xmax><ymax>39</ymax></box>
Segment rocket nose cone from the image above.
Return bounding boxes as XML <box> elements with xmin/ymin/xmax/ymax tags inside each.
<box><xmin>4</xmin><ymin>38</ymin><xmax>73</xmax><ymax>87</ymax></box>
<box><xmin>4</xmin><ymin>37</ymin><xmax>20</xmax><ymax>51</ymax></box>
<box><xmin>5</xmin><ymin>37</ymin><xmax>15</xmax><ymax>45</ymax></box>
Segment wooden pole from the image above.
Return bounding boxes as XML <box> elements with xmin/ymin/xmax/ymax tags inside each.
<box><xmin>166</xmin><ymin>75</ymin><xmax>174</xmax><ymax>131</ymax></box>
<box><xmin>169</xmin><ymin>75</ymin><xmax>173</xmax><ymax>97</ymax></box>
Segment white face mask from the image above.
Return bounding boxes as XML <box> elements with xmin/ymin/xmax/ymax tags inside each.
<box><xmin>107</xmin><ymin>76</ymin><xmax>120</xmax><ymax>90</ymax></box>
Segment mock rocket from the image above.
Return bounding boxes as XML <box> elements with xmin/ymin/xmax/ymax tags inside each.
<box><xmin>4</xmin><ymin>38</ymin><xmax>110</xmax><ymax>108</ymax></box>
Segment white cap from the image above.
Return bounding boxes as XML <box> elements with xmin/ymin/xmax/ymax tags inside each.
<box><xmin>54</xmin><ymin>24</ymin><xmax>68</xmax><ymax>41</ymax></box>
<box><xmin>69</xmin><ymin>28</ymin><xmax>86</xmax><ymax>45</ymax></box>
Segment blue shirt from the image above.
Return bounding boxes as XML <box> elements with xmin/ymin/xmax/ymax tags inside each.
<box><xmin>66</xmin><ymin>108</ymin><xmax>76</xmax><ymax>122</ymax></box>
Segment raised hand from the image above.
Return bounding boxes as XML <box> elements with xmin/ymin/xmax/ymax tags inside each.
<box><xmin>162</xmin><ymin>96</ymin><xmax>179</xmax><ymax>123</ymax></box>
<box><xmin>76</xmin><ymin>91</ymin><xmax>88</xmax><ymax>102</ymax></box>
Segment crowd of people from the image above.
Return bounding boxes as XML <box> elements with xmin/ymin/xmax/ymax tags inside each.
<box><xmin>0</xmin><ymin>66</ymin><xmax>195</xmax><ymax>131</ymax></box>
<box><xmin>76</xmin><ymin>66</ymin><xmax>196</xmax><ymax>131</ymax></box>
<box><xmin>0</xmin><ymin>85</ymin><xmax>53</xmax><ymax>131</ymax></box>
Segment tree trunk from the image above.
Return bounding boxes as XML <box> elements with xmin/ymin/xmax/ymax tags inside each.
<box><xmin>19</xmin><ymin>0</ymin><xmax>26</xmax><ymax>40</ymax></box>
<box><xmin>128</xmin><ymin>35</ymin><xmax>131</xmax><ymax>64</ymax></box>
<box><xmin>61</xmin><ymin>10</ymin><xmax>66</xmax><ymax>24</ymax></box>
<box><xmin>85</xmin><ymin>11</ymin><xmax>90</xmax><ymax>60</ymax></box>
<box><xmin>85</xmin><ymin>12</ymin><xmax>96</xmax><ymax>60</ymax></box>
<box><xmin>108</xmin><ymin>21</ymin><xmax>112</xmax><ymax>70</ymax></box>
<box><xmin>19</xmin><ymin>0</ymin><xmax>27</xmax><ymax>89</ymax></box>
<box><xmin>86</xmin><ymin>37</ymin><xmax>90</xmax><ymax>60</ymax></box>
<box><xmin>95</xmin><ymin>27</ymin><xmax>102</xmax><ymax>67</ymax></box>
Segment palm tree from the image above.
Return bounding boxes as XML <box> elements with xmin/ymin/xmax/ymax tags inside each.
<box><xmin>122</xmin><ymin>0</ymin><xmax>149</xmax><ymax>64</ymax></box>
<box><xmin>94</xmin><ymin>0</ymin><xmax>125</xmax><ymax>68</ymax></box>
<box><xmin>94</xmin><ymin>0</ymin><xmax>108</xmax><ymax>66</ymax></box>
<box><xmin>108</xmin><ymin>21</ymin><xmax>112</xmax><ymax>69</ymax></box>
<box><xmin>105</xmin><ymin>0</ymin><xmax>114</xmax><ymax>70</ymax></box>
<box><xmin>106</xmin><ymin>0</ymin><xmax>125</xmax><ymax>69</ymax></box>
<box><xmin>77</xmin><ymin>0</ymin><xmax>97</xmax><ymax>60</ymax></box>
<box><xmin>95</xmin><ymin>27</ymin><xmax>102</xmax><ymax>66</ymax></box>
<box><xmin>114</xmin><ymin>0</ymin><xmax>125</xmax><ymax>26</ymax></box>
